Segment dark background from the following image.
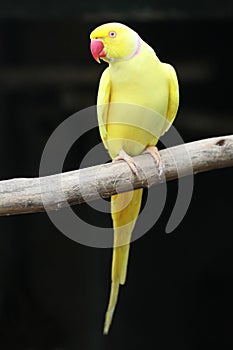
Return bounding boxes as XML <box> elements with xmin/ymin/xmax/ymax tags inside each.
<box><xmin>0</xmin><ymin>1</ymin><xmax>233</xmax><ymax>349</ymax></box>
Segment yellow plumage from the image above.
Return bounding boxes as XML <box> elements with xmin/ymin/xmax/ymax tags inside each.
<box><xmin>90</xmin><ymin>22</ymin><xmax>179</xmax><ymax>334</ymax></box>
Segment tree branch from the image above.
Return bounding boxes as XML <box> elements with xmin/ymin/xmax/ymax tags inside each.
<box><xmin>0</xmin><ymin>135</ymin><xmax>232</xmax><ymax>216</ymax></box>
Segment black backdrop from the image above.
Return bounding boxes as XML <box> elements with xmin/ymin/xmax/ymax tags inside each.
<box><xmin>0</xmin><ymin>2</ymin><xmax>232</xmax><ymax>349</ymax></box>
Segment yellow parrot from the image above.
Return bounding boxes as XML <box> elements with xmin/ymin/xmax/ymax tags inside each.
<box><xmin>90</xmin><ymin>22</ymin><xmax>179</xmax><ymax>334</ymax></box>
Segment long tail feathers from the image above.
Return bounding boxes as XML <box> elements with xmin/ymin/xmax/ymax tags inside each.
<box><xmin>103</xmin><ymin>188</ymin><xmax>143</xmax><ymax>334</ymax></box>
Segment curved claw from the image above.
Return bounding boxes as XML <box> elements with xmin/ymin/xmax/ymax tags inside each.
<box><xmin>114</xmin><ymin>149</ymin><xmax>139</xmax><ymax>176</ymax></box>
<box><xmin>143</xmin><ymin>146</ymin><xmax>163</xmax><ymax>176</ymax></box>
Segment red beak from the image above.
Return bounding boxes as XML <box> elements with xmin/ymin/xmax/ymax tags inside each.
<box><xmin>90</xmin><ymin>39</ymin><xmax>106</xmax><ymax>63</ymax></box>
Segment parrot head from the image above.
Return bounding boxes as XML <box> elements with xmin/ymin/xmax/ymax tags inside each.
<box><xmin>90</xmin><ymin>22</ymin><xmax>141</xmax><ymax>63</ymax></box>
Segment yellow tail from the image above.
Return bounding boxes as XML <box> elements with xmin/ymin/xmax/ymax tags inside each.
<box><xmin>103</xmin><ymin>188</ymin><xmax>143</xmax><ymax>334</ymax></box>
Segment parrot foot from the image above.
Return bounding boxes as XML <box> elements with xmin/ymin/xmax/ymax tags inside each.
<box><xmin>114</xmin><ymin>149</ymin><xmax>139</xmax><ymax>175</ymax></box>
<box><xmin>143</xmin><ymin>146</ymin><xmax>163</xmax><ymax>176</ymax></box>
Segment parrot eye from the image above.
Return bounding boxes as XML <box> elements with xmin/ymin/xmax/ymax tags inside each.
<box><xmin>109</xmin><ymin>31</ymin><xmax>117</xmax><ymax>38</ymax></box>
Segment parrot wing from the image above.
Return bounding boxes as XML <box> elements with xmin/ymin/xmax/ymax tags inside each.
<box><xmin>97</xmin><ymin>67</ymin><xmax>111</xmax><ymax>149</ymax></box>
<box><xmin>161</xmin><ymin>63</ymin><xmax>179</xmax><ymax>135</ymax></box>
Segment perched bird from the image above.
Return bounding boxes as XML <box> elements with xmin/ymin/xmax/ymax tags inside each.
<box><xmin>90</xmin><ymin>22</ymin><xmax>179</xmax><ymax>334</ymax></box>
